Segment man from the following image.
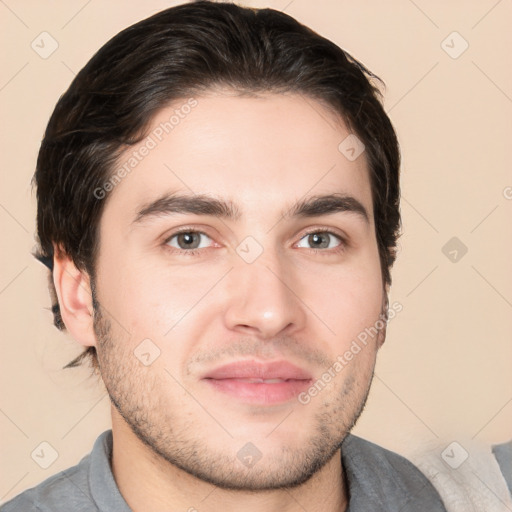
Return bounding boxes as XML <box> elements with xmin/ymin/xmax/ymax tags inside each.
<box><xmin>1</xmin><ymin>1</ymin><xmax>448</xmax><ymax>510</ymax></box>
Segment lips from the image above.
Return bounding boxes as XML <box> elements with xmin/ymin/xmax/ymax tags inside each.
<box><xmin>201</xmin><ymin>360</ymin><xmax>313</xmax><ymax>404</ymax></box>
<box><xmin>202</xmin><ymin>360</ymin><xmax>313</xmax><ymax>381</ymax></box>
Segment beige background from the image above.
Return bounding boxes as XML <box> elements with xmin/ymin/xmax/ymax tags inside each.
<box><xmin>1</xmin><ymin>0</ymin><xmax>511</xmax><ymax>502</ymax></box>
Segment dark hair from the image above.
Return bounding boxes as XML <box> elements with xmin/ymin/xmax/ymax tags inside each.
<box><xmin>34</xmin><ymin>0</ymin><xmax>401</xmax><ymax>371</ymax></box>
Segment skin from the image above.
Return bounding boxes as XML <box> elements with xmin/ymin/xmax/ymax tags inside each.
<box><xmin>53</xmin><ymin>90</ymin><xmax>387</xmax><ymax>512</ymax></box>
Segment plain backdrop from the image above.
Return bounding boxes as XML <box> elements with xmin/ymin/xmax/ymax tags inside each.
<box><xmin>1</xmin><ymin>0</ymin><xmax>511</xmax><ymax>502</ymax></box>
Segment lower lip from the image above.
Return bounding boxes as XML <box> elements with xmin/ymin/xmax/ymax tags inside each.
<box><xmin>203</xmin><ymin>378</ymin><xmax>312</xmax><ymax>405</ymax></box>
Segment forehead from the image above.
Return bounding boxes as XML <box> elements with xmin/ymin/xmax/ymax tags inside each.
<box><xmin>102</xmin><ymin>91</ymin><xmax>373</xmax><ymax>223</ymax></box>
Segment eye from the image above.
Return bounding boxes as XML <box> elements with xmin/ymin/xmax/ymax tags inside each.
<box><xmin>165</xmin><ymin>230</ymin><xmax>213</xmax><ymax>252</ymax></box>
<box><xmin>296</xmin><ymin>230</ymin><xmax>344</xmax><ymax>252</ymax></box>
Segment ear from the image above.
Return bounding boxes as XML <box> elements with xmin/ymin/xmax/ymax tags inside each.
<box><xmin>376</xmin><ymin>318</ymin><xmax>387</xmax><ymax>349</ymax></box>
<box><xmin>52</xmin><ymin>247</ymin><xmax>97</xmax><ymax>349</ymax></box>
<box><xmin>376</xmin><ymin>289</ymin><xmax>389</xmax><ymax>349</ymax></box>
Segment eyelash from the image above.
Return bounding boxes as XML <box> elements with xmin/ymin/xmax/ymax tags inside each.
<box><xmin>162</xmin><ymin>227</ymin><xmax>346</xmax><ymax>257</ymax></box>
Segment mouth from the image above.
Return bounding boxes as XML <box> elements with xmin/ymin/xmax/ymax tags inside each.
<box><xmin>201</xmin><ymin>360</ymin><xmax>313</xmax><ymax>405</ymax></box>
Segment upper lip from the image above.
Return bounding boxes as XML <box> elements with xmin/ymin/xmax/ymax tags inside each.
<box><xmin>202</xmin><ymin>360</ymin><xmax>313</xmax><ymax>381</ymax></box>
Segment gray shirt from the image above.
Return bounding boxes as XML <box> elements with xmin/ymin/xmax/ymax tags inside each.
<box><xmin>1</xmin><ymin>430</ymin><xmax>447</xmax><ymax>511</ymax></box>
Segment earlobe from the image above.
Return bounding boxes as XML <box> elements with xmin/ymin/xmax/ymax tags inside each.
<box><xmin>52</xmin><ymin>248</ymin><xmax>97</xmax><ymax>349</ymax></box>
<box><xmin>376</xmin><ymin>321</ymin><xmax>387</xmax><ymax>349</ymax></box>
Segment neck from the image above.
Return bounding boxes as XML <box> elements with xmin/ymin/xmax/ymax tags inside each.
<box><xmin>110</xmin><ymin>410</ymin><xmax>348</xmax><ymax>512</ymax></box>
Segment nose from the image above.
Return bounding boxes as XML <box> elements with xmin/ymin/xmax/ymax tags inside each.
<box><xmin>222</xmin><ymin>252</ymin><xmax>307</xmax><ymax>340</ymax></box>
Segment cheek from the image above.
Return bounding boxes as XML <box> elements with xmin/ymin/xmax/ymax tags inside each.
<box><xmin>302</xmin><ymin>257</ymin><xmax>384</xmax><ymax>341</ymax></box>
<box><xmin>96</xmin><ymin>253</ymin><xmax>172</xmax><ymax>337</ymax></box>
<box><xmin>105</xmin><ymin>260</ymin><xmax>222</xmax><ymax>350</ymax></box>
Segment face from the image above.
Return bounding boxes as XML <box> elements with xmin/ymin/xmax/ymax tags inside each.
<box><xmin>93</xmin><ymin>90</ymin><xmax>385</xmax><ymax>490</ymax></box>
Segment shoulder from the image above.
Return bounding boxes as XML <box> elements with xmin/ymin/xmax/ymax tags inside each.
<box><xmin>1</xmin><ymin>430</ymin><xmax>130</xmax><ymax>512</ymax></box>
<box><xmin>409</xmin><ymin>437</ymin><xmax>512</xmax><ymax>512</ymax></box>
<box><xmin>493</xmin><ymin>439</ymin><xmax>512</xmax><ymax>494</ymax></box>
<box><xmin>341</xmin><ymin>434</ymin><xmax>447</xmax><ymax>511</ymax></box>
<box><xmin>0</xmin><ymin>431</ymin><xmax>118</xmax><ymax>512</ymax></box>
<box><xmin>0</xmin><ymin>454</ymin><xmax>95</xmax><ymax>512</ymax></box>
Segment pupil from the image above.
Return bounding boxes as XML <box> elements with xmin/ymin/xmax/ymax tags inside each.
<box><xmin>310</xmin><ymin>233</ymin><xmax>328</xmax><ymax>248</ymax></box>
<box><xmin>179</xmin><ymin>232</ymin><xmax>198</xmax><ymax>249</ymax></box>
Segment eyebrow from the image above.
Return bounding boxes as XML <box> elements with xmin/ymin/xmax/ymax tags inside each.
<box><xmin>132</xmin><ymin>192</ymin><xmax>369</xmax><ymax>225</ymax></box>
<box><xmin>286</xmin><ymin>193</ymin><xmax>369</xmax><ymax>223</ymax></box>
